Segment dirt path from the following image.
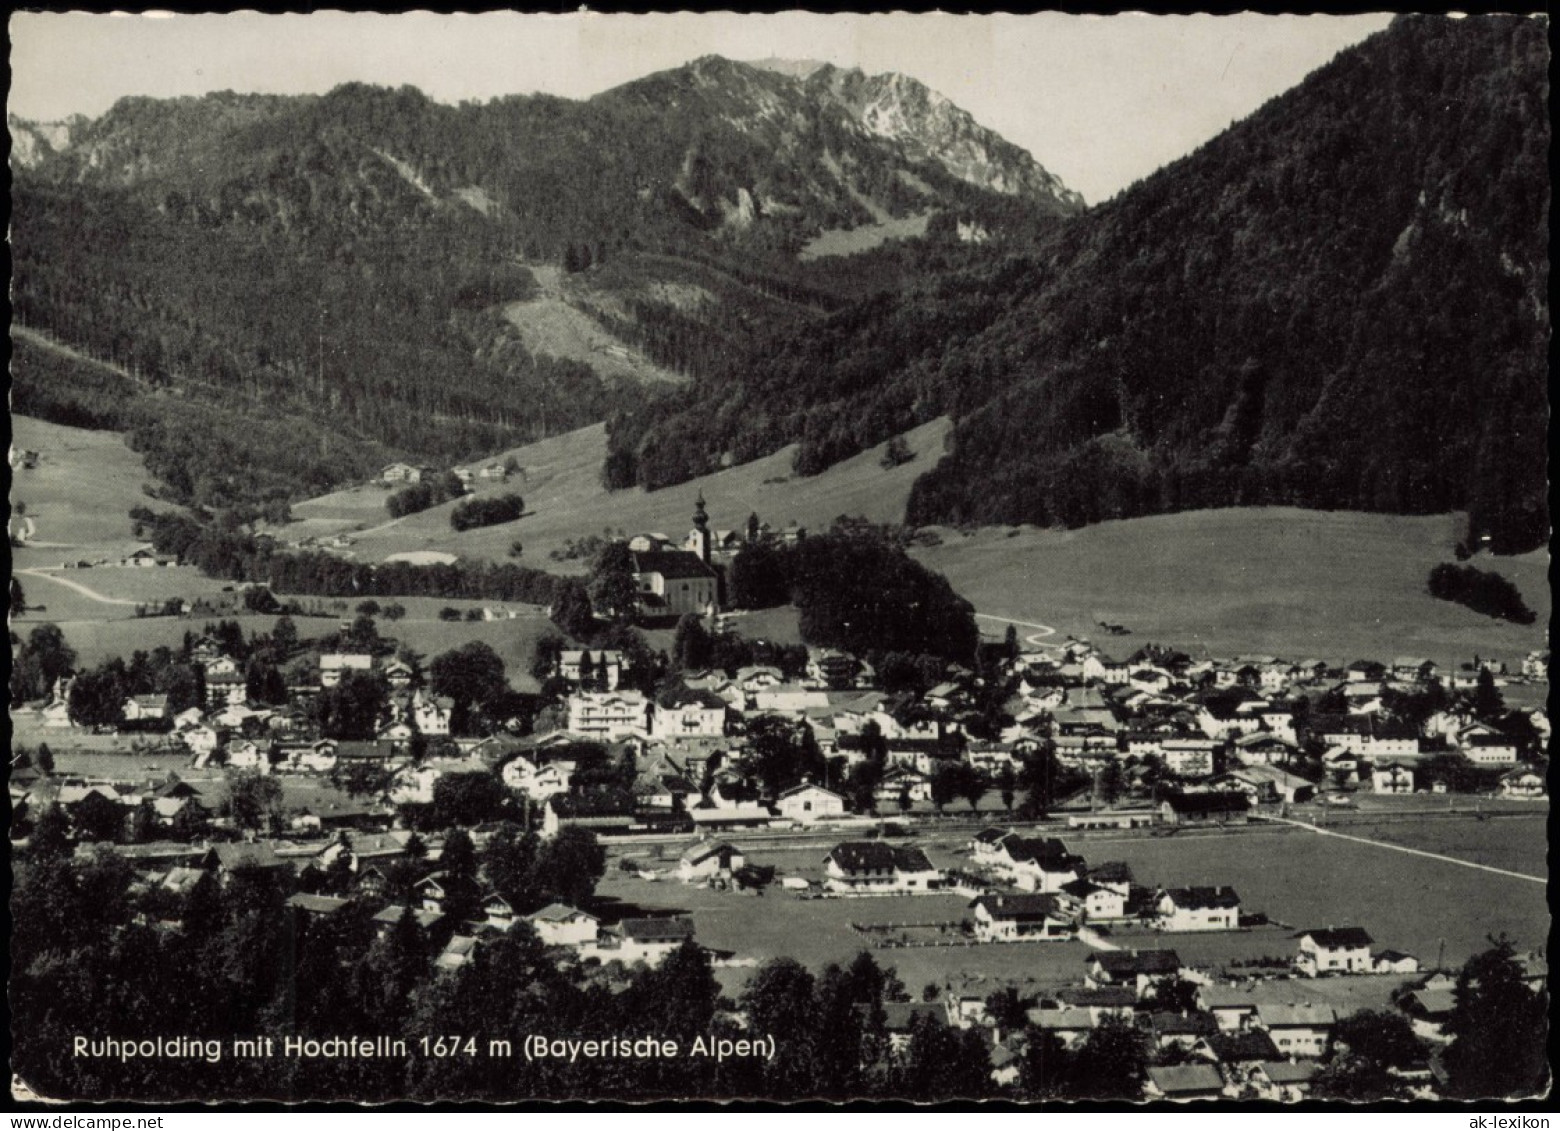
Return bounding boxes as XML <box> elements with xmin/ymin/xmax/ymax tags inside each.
<box><xmin>1265</xmin><ymin>815</ymin><xmax>1545</xmax><ymax>884</ymax></box>
<box><xmin>15</xmin><ymin>567</ymin><xmax>142</xmax><ymax>607</ymax></box>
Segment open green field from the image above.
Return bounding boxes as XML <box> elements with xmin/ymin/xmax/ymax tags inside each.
<box><xmin>9</xmin><ymin>414</ymin><xmax>162</xmax><ymax>553</ymax></box>
<box><xmin>285</xmin><ymin>417</ymin><xmax>954</xmax><ymax>571</ymax></box>
<box><xmin>916</xmin><ymin>508</ymin><xmax>1550</xmax><ymax>672</ymax></box>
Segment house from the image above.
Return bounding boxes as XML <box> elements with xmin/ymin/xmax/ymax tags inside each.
<box><xmin>567</xmin><ymin>691</ymin><xmax>651</xmax><ymax>740</ymax></box>
<box><xmin>281</xmin><ymin>739</ymin><xmax>339</xmax><ymax>773</ymax></box>
<box><xmin>1373</xmin><ymin>949</ymin><xmax>1422</xmax><ymax>975</ymax></box>
<box><xmin>1370</xmin><ymin>762</ymin><xmax>1415</xmax><ymax>795</ymax></box>
<box><xmin>1399</xmin><ymin>987</ymin><xmax>1456</xmax><ymax>1042</ymax></box>
<box><xmin>1193</xmin><ymin>1029</ymin><xmax>1281</xmax><ymax>1068</ymax></box>
<box><xmin>970</xmin><ymin>893</ymin><xmax>1073</xmax><ymax>942</ymax></box>
<box><xmin>1146</xmin><ymin>1011</ymin><xmax>1219</xmax><ymax>1051</ymax></box>
<box><xmin>651</xmin><ymin>689</ymin><xmax>728</xmax><ymax>739</ymax></box>
<box><xmin>1197</xmin><ymin>986</ymin><xmax>1260</xmax><ymax>1032</ymax></box>
<box><xmin>1500</xmin><ymin>767</ymin><xmax>1547</xmax><ymax>799</ymax></box>
<box><xmin>205</xmin><ymin>841</ymin><xmax>286</xmax><ymax>878</ymax></box>
<box><xmin>1463</xmin><ymin>733</ymin><xmax>1520</xmax><ymax>766</ymax></box>
<box><xmin>880</xmin><ymin>1002</ymin><xmax>949</xmax><ymax>1053</ymax></box>
<box><xmin>1159</xmin><ymin>738</ymin><xmax>1219</xmax><ymax>778</ymax></box>
<box><xmin>1056</xmin><ymin>878</ymin><xmax>1128</xmax><ymax>923</ymax></box>
<box><xmin>481</xmin><ymin>893</ymin><xmax>516</xmax><ymax>931</ymax></box>
<box><xmin>631</xmin><ymin>544</ymin><xmax>719</xmax><ymax>619</ymax></box>
<box><xmin>225</xmin><ymin>739</ymin><xmax>270</xmax><ymax>772</ymax></box>
<box><xmin>371</xmin><ymin>904</ymin><xmax>446</xmax><ymax>940</ymax></box>
<box><xmin>1252</xmin><ymin>1003</ymin><xmax>1336</xmax><ymax>1058</ymax></box>
<box><xmin>380</xmin><ymin>463</ymin><xmax>429</xmax><ymax>483</ymax></box>
<box><xmin>1391</xmin><ymin>657</ymin><xmax>1438</xmax><ymax>683</ymax></box>
<box><xmin>678</xmin><ymin>841</ymin><xmax>745</xmax><ymax>883</ymax></box>
<box><xmin>1156</xmin><ymin>887</ymin><xmax>1240</xmax><ymax>932</ymax></box>
<box><xmin>527</xmin><ymin>903</ymin><xmax>601</xmax><ymax>947</ymax></box>
<box><xmin>775</xmin><ymin>783</ymin><xmax>847</xmax><ymax>824</ymax></box>
<box><xmin>616</xmin><ymin>917</ymin><xmax>696</xmax><ymax>966</ymax></box>
<box><xmin>382</xmin><ymin>657</ymin><xmax>415</xmax><ymax>690</ymax></box>
<box><xmin>287</xmin><ymin>893</ymin><xmax>350</xmax><ymax>920</ymax></box>
<box><xmin>1049</xmin><ymin>986</ymin><xmax>1136</xmax><ymax>1024</ymax></box>
<box><xmin>1144</xmin><ymin>1063</ymin><xmax>1226</xmax><ymax>1101</ymax></box>
<box><xmin>1231</xmin><ymin>731</ymin><xmax>1295</xmax><ymax>766</ymax></box>
<box><xmin>1345</xmin><ymin>660</ymin><xmax>1386</xmax><ymax>683</ymax></box>
<box><xmin>415</xmin><ymin>873</ymin><xmax>452</xmax><ymax>913</ymax></box>
<box><xmin>1250</xmin><ymin>1060</ymin><xmax>1320</xmax><ymax>1102</ymax></box>
<box><xmin>823</xmin><ymin>842</ymin><xmax>943</xmax><ymax>894</ymax></box>
<box><xmin>1159</xmin><ymin>791</ymin><xmax>1249</xmax><ymax>827</ymax></box>
<box><xmin>1211</xmin><ymin>765</ymin><xmax>1314</xmax><ymax>805</ymax></box>
<box><xmin>180</xmin><ymin>725</ymin><xmax>221</xmax><ymax>758</ymax></box>
<box><xmin>874</xmin><ymin>767</ymin><xmax>933</xmax><ymax>808</ymax></box>
<box><xmin>1024</xmin><ymin>1009</ymin><xmax>1097</xmax><ymax>1050</ymax></box>
<box><xmin>970</xmin><ymin>826</ymin><xmax>1015</xmax><ymax>864</ymax></box>
<box><xmin>993</xmin><ymin>835</ymin><xmax>1085</xmax><ymax>893</ymax></box>
<box><xmin>1084</xmin><ymin>949</ymin><xmax>1183</xmax><ymax>995</ymax></box>
<box><xmin>541</xmin><ymin>796</ymin><xmax>636</xmax><ymax>840</ymax></box>
<box><xmin>557</xmin><ymin>650</ymin><xmax>623</xmax><ymax>691</ymax></box>
<box><xmin>123</xmin><ymin>694</ymin><xmax>170</xmax><ymax>723</ymax></box>
<box><xmin>1295</xmin><ymin>927</ymin><xmax>1374</xmax><ymax>976</ymax></box>
<box><xmin>320</xmin><ymin>653</ymin><xmax>374</xmax><ymax>688</ymax></box>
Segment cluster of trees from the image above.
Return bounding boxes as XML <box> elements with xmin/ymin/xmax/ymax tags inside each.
<box><xmin>387</xmin><ymin>472</ymin><xmax>466</xmax><ymax>519</ymax></box>
<box><xmin>450</xmin><ymin>492</ymin><xmax>526</xmax><ymax>532</ymax></box>
<box><xmin>668</xmin><ymin>613</ymin><xmax>809</xmax><ymax>677</ymax></box>
<box><xmin>137</xmin><ymin>509</ymin><xmax>562</xmax><ymax>606</ymax></box>
<box><xmin>1426</xmin><ymin>563</ymin><xmax>1536</xmax><ymax>624</ymax></box>
<box><xmin>726</xmin><ymin>523</ymin><xmax>978</xmax><ymax>665</ymax></box>
<box><xmin>607</xmin><ymin>18</ymin><xmax>1548</xmax><ymax>555</ymax></box>
<box><xmin>9</xmin><ymin>623</ymin><xmax>79</xmax><ymax>706</ymax></box>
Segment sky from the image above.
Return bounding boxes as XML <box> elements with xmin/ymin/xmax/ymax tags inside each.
<box><xmin>8</xmin><ymin>11</ymin><xmax>1396</xmax><ymax>204</ymax></box>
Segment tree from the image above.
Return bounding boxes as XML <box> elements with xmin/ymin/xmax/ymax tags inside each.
<box><xmin>984</xmin><ymin>986</ymin><xmax>1029</xmax><ymax>1033</ymax></box>
<box><xmin>29</xmin><ymin>803</ymin><xmax>73</xmax><ymax>860</ymax></box>
<box><xmin>880</xmin><ymin>434</ymin><xmax>914</xmax><ymax>469</ymax></box>
<box><xmin>430</xmin><ymin>641</ymin><xmax>509</xmax><ymax>726</ymax></box>
<box><xmin>1470</xmin><ymin>668</ymin><xmax>1505</xmax><ymax>722</ymax></box>
<box><xmin>997</xmin><ymin>764</ymin><xmax>1017</xmax><ymax>813</ymax></box>
<box><xmin>271</xmin><ymin>615</ymin><xmax>298</xmax><ymax>655</ymax></box>
<box><xmin>71</xmin><ymin>792</ymin><xmax>127</xmax><ymax>844</ymax></box>
<box><xmin>1442</xmin><ymin>936</ymin><xmax>1549</xmax><ymax>1098</ymax></box>
<box><xmin>743</xmin><ymin>715</ymin><xmax>825</xmax><ymax>796</ymax></box>
<box><xmin>671</xmin><ymin>613</ymin><xmax>712</xmax><ymax>672</ymax></box>
<box><xmin>1066</xmin><ymin>1015</ymin><xmax>1148</xmax><ymax>1099</ymax></box>
<box><xmin>35</xmin><ymin>742</ymin><xmax>55</xmax><ymax>776</ymax></box>
<box><xmin>432</xmin><ymin>771</ymin><xmax>511</xmax><ymax>828</ymax></box>
<box><xmin>481</xmin><ymin>822</ymin><xmax>542</xmax><ymax>912</ymax></box>
<box><xmin>1333</xmin><ymin>1008</ymin><xmax>1424</xmax><ymax>1070</ymax></box>
<box><xmin>1004</xmin><ymin>624</ymin><xmax>1019</xmax><ymax>662</ymax></box>
<box><xmin>532</xmin><ymin>826</ymin><xmax>605</xmax><ymax>907</ymax></box>
<box><xmin>550</xmin><ymin>578</ymin><xmax>595</xmax><ymax>639</ymax></box>
<box><xmin>315</xmin><ymin>670</ymin><xmax>388</xmax><ymax>740</ymax></box>
<box><xmin>10</xmin><ymin>576</ymin><xmax>26</xmax><ymax>618</ymax></box>
<box><xmin>226</xmin><ymin>769</ymin><xmax>284</xmax><ymax>832</ymax></box>
<box><xmin>587</xmin><ymin>541</ymin><xmax>640</xmax><ymax>624</ymax></box>
<box><xmin>69</xmin><ymin>666</ymin><xmax>126</xmax><ymax>728</ymax></box>
<box><xmin>740</xmin><ymin>958</ymin><xmax>820</xmax><ymax>1098</ymax></box>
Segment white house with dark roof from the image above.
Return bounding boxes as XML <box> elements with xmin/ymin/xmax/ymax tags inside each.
<box><xmin>1370</xmin><ymin>761</ymin><xmax>1416</xmax><ymax>795</ymax></box>
<box><xmin>775</xmin><ymin>783</ymin><xmax>847</xmax><ymax>823</ymax></box>
<box><xmin>613</xmin><ymin>917</ymin><xmax>696</xmax><ymax>965</ymax></box>
<box><xmin>1144</xmin><ymin>1063</ymin><xmax>1226</xmax><ymax>1101</ymax></box>
<box><xmin>969</xmin><ymin>893</ymin><xmax>1072</xmax><ymax>942</ymax></box>
<box><xmin>1295</xmin><ymin>927</ymin><xmax>1374</xmax><ymax>975</ymax></box>
<box><xmin>1156</xmin><ymin>886</ymin><xmax>1241</xmax><ymax>931</ymax></box>
<box><xmin>824</xmin><ymin>842</ymin><xmax>943</xmax><ymax>894</ymax></box>
<box><xmin>1252</xmin><ymin>1003</ymin><xmax>1337</xmax><ymax>1058</ymax></box>
<box><xmin>567</xmin><ymin>691</ymin><xmax>651</xmax><ymax>739</ymax></box>
<box><xmin>528</xmin><ymin>903</ymin><xmax>600</xmax><ymax>947</ymax></box>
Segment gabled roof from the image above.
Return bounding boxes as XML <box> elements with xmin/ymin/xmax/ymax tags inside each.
<box><xmin>632</xmin><ymin>550</ymin><xmax>717</xmax><ymax>581</ymax></box>
<box><xmin>1147</xmin><ymin>1063</ymin><xmax>1225</xmax><ymax>1095</ymax></box>
<box><xmin>372</xmin><ymin>904</ymin><xmax>444</xmax><ymax>928</ymax></box>
<box><xmin>210</xmin><ymin>842</ymin><xmax>284</xmax><ymax>870</ymax></box>
<box><xmin>1298</xmin><ymin>926</ymin><xmax>1374</xmax><ymax>949</ymax></box>
<box><xmin>287</xmin><ymin>893</ymin><xmax>349</xmax><ymax>915</ymax></box>
<box><xmin>1087</xmin><ymin>861</ymin><xmax>1136</xmax><ymax>885</ymax></box>
<box><xmin>529</xmin><ymin>902</ymin><xmax>599</xmax><ymax>924</ymax></box>
<box><xmin>1163</xmin><ymin>791</ymin><xmax>1249</xmax><ymax>815</ymax></box>
<box><xmin>1054</xmin><ymin>986</ymin><xmax>1136</xmax><ymax>1008</ymax></box>
<box><xmin>1147</xmin><ymin>1011</ymin><xmax>1217</xmax><ymax>1037</ymax></box>
<box><xmin>971</xmin><ymin>893</ymin><xmax>1063</xmax><ymax>922</ymax></box>
<box><xmin>1256</xmin><ymin>1061</ymin><xmax>1319</xmax><ymax>1086</ymax></box>
<box><xmin>620</xmin><ymin>916</ymin><xmax>695</xmax><ymax>942</ymax></box>
<box><xmin>1255</xmin><ymin>1003</ymin><xmax>1337</xmax><ymax>1029</ymax></box>
<box><xmin>880</xmin><ymin>1002</ymin><xmax>945</xmax><ymax>1032</ymax></box>
<box><xmin>1198</xmin><ymin>1030</ymin><xmax>1280</xmax><ymax>1063</ymax></box>
<box><xmin>680</xmin><ymin>841</ymin><xmax>742</xmax><ymax>866</ymax></box>
<box><xmin>1091</xmin><ymin>949</ymin><xmax>1181</xmax><ymax>976</ymax></box>
<box><xmin>974</xmin><ymin>826</ymin><xmax>1012</xmax><ymax>845</ymax></box>
<box><xmin>778</xmin><ymin>782</ymin><xmax>846</xmax><ymax>802</ymax></box>
<box><xmin>1161</xmin><ymin>886</ymin><xmax>1241</xmax><ymax>910</ymax></box>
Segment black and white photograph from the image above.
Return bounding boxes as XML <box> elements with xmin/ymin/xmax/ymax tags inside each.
<box><xmin>7</xmin><ymin>9</ymin><xmax>1550</xmax><ymax>1109</ymax></box>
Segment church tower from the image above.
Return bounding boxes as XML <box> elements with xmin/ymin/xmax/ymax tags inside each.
<box><xmin>685</xmin><ymin>492</ymin><xmax>712</xmax><ymax>563</ymax></box>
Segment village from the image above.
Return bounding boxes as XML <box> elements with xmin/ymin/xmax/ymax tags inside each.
<box><xmin>9</xmin><ymin>490</ymin><xmax>1550</xmax><ymax>1103</ymax></box>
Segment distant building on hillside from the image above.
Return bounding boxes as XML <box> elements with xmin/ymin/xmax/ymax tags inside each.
<box><xmin>632</xmin><ymin>495</ymin><xmax>720</xmax><ymax>619</ymax></box>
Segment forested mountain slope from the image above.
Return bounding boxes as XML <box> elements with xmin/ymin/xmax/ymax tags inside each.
<box><xmin>10</xmin><ymin>60</ymin><xmax>1074</xmax><ymax>512</ymax></box>
<box><xmin>610</xmin><ymin>16</ymin><xmax>1549</xmax><ymax>552</ymax></box>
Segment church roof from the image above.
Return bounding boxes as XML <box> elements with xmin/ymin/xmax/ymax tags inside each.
<box><xmin>632</xmin><ymin>550</ymin><xmax>717</xmax><ymax>581</ymax></box>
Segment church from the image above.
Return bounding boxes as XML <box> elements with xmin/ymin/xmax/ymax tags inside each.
<box><xmin>629</xmin><ymin>495</ymin><xmax>721</xmax><ymax>620</ymax></box>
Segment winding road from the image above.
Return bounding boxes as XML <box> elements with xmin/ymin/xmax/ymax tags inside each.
<box><xmin>975</xmin><ymin>612</ymin><xmax>1063</xmax><ymax>651</ymax></box>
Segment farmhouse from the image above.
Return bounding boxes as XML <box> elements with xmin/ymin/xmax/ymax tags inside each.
<box><xmin>1500</xmin><ymin>767</ymin><xmax>1546</xmax><ymax>799</ymax></box>
<box><xmin>1156</xmin><ymin>886</ymin><xmax>1241</xmax><ymax>932</ymax></box>
<box><xmin>1159</xmin><ymin>791</ymin><xmax>1249</xmax><ymax>827</ymax></box>
<box><xmin>1462</xmin><ymin>733</ymin><xmax>1520</xmax><ymax>766</ymax></box>
<box><xmin>1250</xmin><ymin>1060</ymin><xmax>1320</xmax><ymax>1102</ymax></box>
<box><xmin>1085</xmin><ymin>949</ymin><xmax>1184</xmax><ymax>995</ymax></box>
<box><xmin>969</xmin><ymin>893</ymin><xmax>1072</xmax><ymax>942</ymax></box>
<box><xmin>1144</xmin><ymin>1064</ymin><xmax>1225</xmax><ymax>1101</ymax></box>
<box><xmin>824</xmin><ymin>842</ymin><xmax>943</xmax><ymax>894</ymax></box>
<box><xmin>1370</xmin><ymin>762</ymin><xmax>1415</xmax><ymax>795</ymax></box>
<box><xmin>1295</xmin><ymin>927</ymin><xmax>1374</xmax><ymax>976</ymax></box>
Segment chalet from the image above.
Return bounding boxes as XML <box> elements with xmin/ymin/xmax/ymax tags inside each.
<box><xmin>558</xmin><ymin>650</ymin><xmax>623</xmax><ymax>691</ymax></box>
<box><xmin>1399</xmin><ymin>987</ymin><xmax>1456</xmax><ymax>1041</ymax></box>
<box><xmin>1373</xmin><ymin>949</ymin><xmax>1422</xmax><ymax>975</ymax></box>
<box><xmin>372</xmin><ymin>904</ymin><xmax>445</xmax><ymax>940</ymax></box>
<box><xmin>1056</xmin><ymin>877</ymin><xmax>1128</xmax><ymax>922</ymax></box>
<box><xmin>415</xmin><ymin>874</ymin><xmax>451</xmax><ymax>914</ymax></box>
<box><xmin>225</xmin><ymin>739</ymin><xmax>270</xmax><ymax>772</ymax></box>
<box><xmin>824</xmin><ymin>842</ymin><xmax>943</xmax><ymax>895</ymax></box>
<box><xmin>1024</xmin><ymin>1009</ymin><xmax>1097</xmax><ymax>1050</ymax></box>
<box><xmin>382</xmin><ymin>657</ymin><xmax>415</xmax><ymax>690</ymax></box>
<box><xmin>970</xmin><ymin>893</ymin><xmax>1072</xmax><ymax>942</ymax></box>
<box><xmin>970</xmin><ymin>826</ymin><xmax>1013</xmax><ymax>864</ymax></box>
<box><xmin>180</xmin><ymin>725</ymin><xmax>221</xmax><ymax>758</ymax></box>
<box><xmin>1049</xmin><ymin>986</ymin><xmax>1136</xmax><ymax>1025</ymax></box>
<box><xmin>1391</xmin><ymin>657</ymin><xmax>1438</xmax><ymax>683</ymax></box>
<box><xmin>528</xmin><ymin>903</ymin><xmax>600</xmax><ymax>947</ymax></box>
<box><xmin>1197</xmin><ymin>986</ymin><xmax>1260</xmax><ymax>1031</ymax></box>
<box><xmin>1345</xmin><ymin>660</ymin><xmax>1386</xmax><ymax>683</ymax></box>
<box><xmin>123</xmin><ymin>694</ymin><xmax>170</xmax><ymax>723</ymax></box>
<box><xmin>1295</xmin><ymin>927</ymin><xmax>1374</xmax><ymax>976</ymax></box>
<box><xmin>281</xmin><ymin>739</ymin><xmax>339</xmax><ymax>773</ymax></box>
<box><xmin>319</xmin><ymin>652</ymin><xmax>374</xmax><ymax>689</ymax></box>
<box><xmin>1370</xmin><ymin>762</ymin><xmax>1415</xmax><ymax>795</ymax></box>
<box><xmin>380</xmin><ymin>463</ymin><xmax>429</xmax><ymax>484</ymax></box>
<box><xmin>1322</xmin><ymin>748</ymin><xmax>1360</xmax><ymax>784</ymax></box>
<box><xmin>1250</xmin><ymin>1060</ymin><xmax>1320</xmax><ymax>1102</ymax></box>
<box><xmin>1146</xmin><ymin>1011</ymin><xmax>1218</xmax><ymax>1051</ymax></box>
<box><xmin>678</xmin><ymin>841</ymin><xmax>745</xmax><ymax>883</ymax></box>
<box><xmin>1085</xmin><ymin>861</ymin><xmax>1136</xmax><ymax>896</ymax></box>
<box><xmin>1159</xmin><ymin>791</ymin><xmax>1249</xmax><ymax>827</ymax></box>
<box><xmin>651</xmin><ymin>689</ymin><xmax>728</xmax><ymax>739</ymax></box>
<box><xmin>1193</xmin><ymin>1029</ymin><xmax>1281</xmax><ymax>1068</ymax></box>
<box><xmin>1211</xmin><ymin>765</ymin><xmax>1313</xmax><ymax>805</ymax></box>
<box><xmin>1463</xmin><ymin>733</ymin><xmax>1520</xmax><ymax>766</ymax></box>
<box><xmin>874</xmin><ymin>766</ymin><xmax>933</xmax><ymax>808</ymax></box>
<box><xmin>1085</xmin><ymin>949</ymin><xmax>1183</xmax><ymax>995</ymax></box>
<box><xmin>481</xmin><ymin>893</ymin><xmax>516</xmax><ymax>931</ymax></box>
<box><xmin>1156</xmin><ymin>886</ymin><xmax>1240</xmax><ymax>932</ymax></box>
<box><xmin>1500</xmin><ymin>767</ymin><xmax>1546</xmax><ymax>799</ymax></box>
<box><xmin>1251</xmin><ymin>1003</ymin><xmax>1336</xmax><ymax>1058</ymax></box>
<box><xmin>1231</xmin><ymin>731</ymin><xmax>1296</xmax><ymax>765</ymax></box>
<box><xmin>567</xmin><ymin>691</ymin><xmax>651</xmax><ymax>740</ymax></box>
<box><xmin>204</xmin><ymin>841</ymin><xmax>286</xmax><ymax>878</ymax></box>
<box><xmin>994</xmin><ymin>835</ymin><xmax>1085</xmax><ymax>893</ymax></box>
<box><xmin>615</xmin><ymin>917</ymin><xmax>696</xmax><ymax>966</ymax></box>
<box><xmin>805</xmin><ymin>648</ymin><xmax>867</xmax><ymax>689</ymax></box>
<box><xmin>775</xmin><ymin>783</ymin><xmax>847</xmax><ymax>824</ymax></box>
<box><xmin>1159</xmin><ymin>738</ymin><xmax>1218</xmax><ymax>778</ymax></box>
<box><xmin>1144</xmin><ymin>1064</ymin><xmax>1225</xmax><ymax>1101</ymax></box>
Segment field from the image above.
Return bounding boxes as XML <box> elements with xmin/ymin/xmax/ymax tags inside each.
<box><xmin>9</xmin><ymin>414</ymin><xmax>164</xmax><ymax>553</ymax></box>
<box><xmin>916</xmin><ymin>508</ymin><xmax>1550</xmax><ymax>671</ymax></box>
<box><xmin>602</xmin><ymin>814</ymin><xmax>1547</xmax><ymax>1000</ymax></box>
<box><xmin>283</xmin><ymin>417</ymin><xmax>954</xmax><ymax>571</ymax></box>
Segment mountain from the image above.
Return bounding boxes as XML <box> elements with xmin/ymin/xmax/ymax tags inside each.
<box><xmin>9</xmin><ymin>58</ymin><xmax>1079</xmax><ymax>513</ymax></box>
<box><xmin>608</xmin><ymin>15</ymin><xmax>1550</xmax><ymax>553</ymax></box>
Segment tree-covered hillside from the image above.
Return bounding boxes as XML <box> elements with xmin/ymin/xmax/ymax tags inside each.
<box><xmin>609</xmin><ymin>16</ymin><xmax>1549</xmax><ymax>552</ymax></box>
